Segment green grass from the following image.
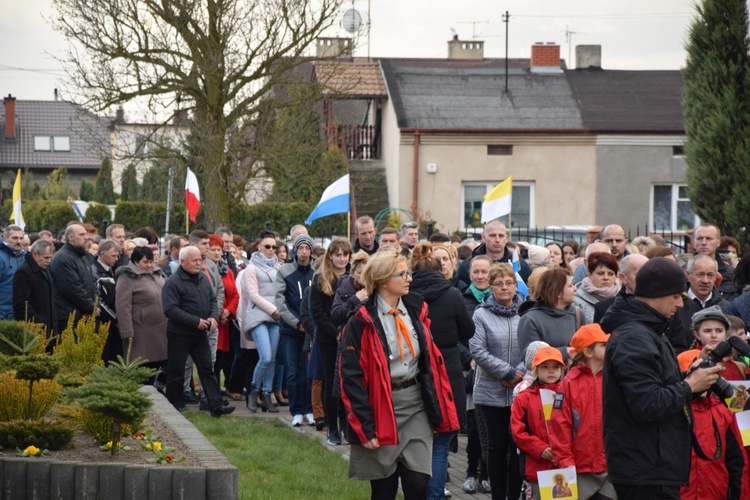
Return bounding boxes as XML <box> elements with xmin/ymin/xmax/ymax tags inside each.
<box><xmin>185</xmin><ymin>413</ymin><xmax>369</xmax><ymax>499</ymax></box>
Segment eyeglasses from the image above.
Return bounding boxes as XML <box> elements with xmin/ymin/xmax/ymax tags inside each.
<box><xmin>491</xmin><ymin>280</ymin><xmax>516</xmax><ymax>288</ymax></box>
<box><xmin>390</xmin><ymin>271</ymin><xmax>413</xmax><ymax>280</ymax></box>
<box><xmin>262</xmin><ymin>244</ymin><xmax>278</xmax><ymax>250</ymax></box>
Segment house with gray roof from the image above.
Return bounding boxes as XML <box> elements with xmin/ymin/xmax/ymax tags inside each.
<box><xmin>374</xmin><ymin>39</ymin><xmax>689</xmax><ymax>235</ymax></box>
<box><xmin>0</xmin><ymin>95</ymin><xmax>109</xmax><ymax>191</ymax></box>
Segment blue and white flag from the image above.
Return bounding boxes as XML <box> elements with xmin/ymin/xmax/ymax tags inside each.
<box><xmin>305</xmin><ymin>174</ymin><xmax>350</xmax><ymax>225</ymax></box>
<box><xmin>511</xmin><ymin>250</ymin><xmax>529</xmax><ymax>297</ymax></box>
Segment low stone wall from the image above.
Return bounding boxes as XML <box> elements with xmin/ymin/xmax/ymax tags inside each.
<box><xmin>0</xmin><ymin>386</ymin><xmax>238</xmax><ymax>500</ymax></box>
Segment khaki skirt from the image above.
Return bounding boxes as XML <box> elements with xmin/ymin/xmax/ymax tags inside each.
<box><xmin>348</xmin><ymin>383</ymin><xmax>433</xmax><ymax>480</ymax></box>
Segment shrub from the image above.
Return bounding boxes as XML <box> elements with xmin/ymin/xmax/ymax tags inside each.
<box><xmin>84</xmin><ymin>203</ymin><xmax>112</xmax><ymax>229</ymax></box>
<box><xmin>77</xmin><ymin>408</ymin><xmax>140</xmax><ymax>445</ymax></box>
<box><xmin>114</xmin><ymin>201</ymin><xmax>185</xmax><ymax>235</ymax></box>
<box><xmin>79</xmin><ymin>180</ymin><xmax>95</xmax><ymax>201</ymax></box>
<box><xmin>0</xmin><ymin>320</ymin><xmax>48</xmax><ymax>356</ymax></box>
<box><xmin>53</xmin><ymin>314</ymin><xmax>108</xmax><ymax>378</ymax></box>
<box><xmin>0</xmin><ymin>419</ymin><xmax>74</xmax><ymax>451</ymax></box>
<box><xmin>23</xmin><ymin>200</ymin><xmax>77</xmax><ymax>234</ymax></box>
<box><xmin>0</xmin><ymin>374</ymin><xmax>61</xmax><ymax>421</ymax></box>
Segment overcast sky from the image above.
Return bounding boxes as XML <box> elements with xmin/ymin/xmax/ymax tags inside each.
<box><xmin>1</xmin><ymin>0</ymin><xmax>699</xmax><ymax>102</ymax></box>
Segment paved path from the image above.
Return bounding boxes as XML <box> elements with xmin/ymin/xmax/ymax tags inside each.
<box><xmin>188</xmin><ymin>398</ymin><xmax>492</xmax><ymax>500</ymax></box>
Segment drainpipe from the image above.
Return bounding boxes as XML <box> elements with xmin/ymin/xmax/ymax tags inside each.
<box><xmin>411</xmin><ymin>131</ymin><xmax>420</xmax><ymax>215</ymax></box>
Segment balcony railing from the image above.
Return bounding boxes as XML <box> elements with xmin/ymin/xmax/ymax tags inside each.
<box><xmin>331</xmin><ymin>124</ymin><xmax>380</xmax><ymax>160</ymax></box>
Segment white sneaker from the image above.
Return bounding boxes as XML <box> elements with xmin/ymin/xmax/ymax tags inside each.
<box><xmin>305</xmin><ymin>413</ymin><xmax>315</xmax><ymax>425</ymax></box>
<box><xmin>291</xmin><ymin>414</ymin><xmax>303</xmax><ymax>427</ymax></box>
<box><xmin>462</xmin><ymin>477</ymin><xmax>477</xmax><ymax>493</ymax></box>
<box><xmin>444</xmin><ymin>487</ymin><xmax>451</xmax><ymax>498</ymax></box>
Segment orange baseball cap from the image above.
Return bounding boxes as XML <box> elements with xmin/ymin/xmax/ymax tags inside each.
<box><xmin>532</xmin><ymin>346</ymin><xmax>564</xmax><ymax>368</ymax></box>
<box><xmin>677</xmin><ymin>349</ymin><xmax>701</xmax><ymax>374</ymax></box>
<box><xmin>570</xmin><ymin>324</ymin><xmax>610</xmax><ymax>354</ymax></box>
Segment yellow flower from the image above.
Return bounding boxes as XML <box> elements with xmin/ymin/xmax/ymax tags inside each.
<box><xmin>153</xmin><ymin>442</ymin><xmax>162</xmax><ymax>451</ymax></box>
<box><xmin>145</xmin><ymin>443</ymin><xmax>153</xmax><ymax>450</ymax></box>
<box><xmin>23</xmin><ymin>445</ymin><xmax>40</xmax><ymax>456</ymax></box>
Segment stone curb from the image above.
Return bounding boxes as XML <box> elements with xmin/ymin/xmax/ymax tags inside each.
<box><xmin>0</xmin><ymin>386</ymin><xmax>238</xmax><ymax>500</ymax></box>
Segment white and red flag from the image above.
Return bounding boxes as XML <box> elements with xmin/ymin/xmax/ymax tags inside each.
<box><xmin>185</xmin><ymin>168</ymin><xmax>200</xmax><ymax>222</ymax></box>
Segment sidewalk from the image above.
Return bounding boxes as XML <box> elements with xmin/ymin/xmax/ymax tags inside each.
<box><xmin>209</xmin><ymin>398</ymin><xmax>492</xmax><ymax>500</ymax></box>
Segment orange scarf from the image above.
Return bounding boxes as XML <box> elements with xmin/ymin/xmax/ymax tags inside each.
<box><xmin>389</xmin><ymin>308</ymin><xmax>417</xmax><ymax>364</ymax></box>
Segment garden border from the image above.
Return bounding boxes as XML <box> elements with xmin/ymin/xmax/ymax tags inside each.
<box><xmin>0</xmin><ymin>386</ymin><xmax>238</xmax><ymax>500</ymax></box>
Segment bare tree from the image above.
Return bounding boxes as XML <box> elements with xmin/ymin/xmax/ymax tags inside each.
<box><xmin>52</xmin><ymin>0</ymin><xmax>343</xmax><ymax>227</ymax></box>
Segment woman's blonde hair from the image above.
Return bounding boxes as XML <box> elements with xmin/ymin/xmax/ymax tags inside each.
<box><xmin>315</xmin><ymin>237</ymin><xmax>352</xmax><ymax>296</ymax></box>
<box><xmin>361</xmin><ymin>248</ymin><xmax>406</xmax><ymax>296</ymax></box>
<box><xmin>409</xmin><ymin>242</ymin><xmax>442</xmax><ymax>272</ymax></box>
<box><xmin>434</xmin><ymin>243</ymin><xmax>458</xmax><ymax>277</ymax></box>
<box><xmin>350</xmin><ymin>250</ymin><xmax>370</xmax><ymax>273</ymax></box>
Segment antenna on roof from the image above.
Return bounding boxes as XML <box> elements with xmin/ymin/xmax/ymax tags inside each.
<box><xmin>503</xmin><ymin>11</ymin><xmax>510</xmax><ymax>93</ymax></box>
<box><xmin>457</xmin><ymin>20</ymin><xmax>490</xmax><ymax>40</ymax></box>
<box><xmin>565</xmin><ymin>25</ymin><xmax>586</xmax><ymax>69</ymax></box>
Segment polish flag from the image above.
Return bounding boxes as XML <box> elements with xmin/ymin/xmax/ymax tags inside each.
<box><xmin>185</xmin><ymin>168</ymin><xmax>200</xmax><ymax>222</ymax></box>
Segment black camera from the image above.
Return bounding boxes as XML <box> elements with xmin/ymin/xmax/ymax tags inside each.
<box><xmin>694</xmin><ymin>336</ymin><xmax>750</xmax><ymax>399</ymax></box>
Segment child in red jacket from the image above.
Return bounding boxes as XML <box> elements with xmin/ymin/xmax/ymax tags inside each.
<box><xmin>677</xmin><ymin>307</ymin><xmax>750</xmax><ymax>500</ymax></box>
<box><xmin>511</xmin><ymin>347</ymin><xmax>565</xmax><ymax>500</ymax></box>
<box><xmin>549</xmin><ymin>324</ymin><xmax>615</xmax><ymax>500</ymax></box>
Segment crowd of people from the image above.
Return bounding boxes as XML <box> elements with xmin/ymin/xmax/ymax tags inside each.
<box><xmin>5</xmin><ymin>216</ymin><xmax>750</xmax><ymax>499</ymax></box>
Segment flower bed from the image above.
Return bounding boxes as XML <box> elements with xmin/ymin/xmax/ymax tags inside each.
<box><xmin>0</xmin><ymin>386</ymin><xmax>238</xmax><ymax>500</ymax></box>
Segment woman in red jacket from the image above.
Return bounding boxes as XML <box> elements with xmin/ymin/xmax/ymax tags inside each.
<box><xmin>549</xmin><ymin>324</ymin><xmax>615</xmax><ymax>500</ymax></box>
<box><xmin>511</xmin><ymin>347</ymin><xmax>564</xmax><ymax>499</ymax></box>
<box><xmin>207</xmin><ymin>235</ymin><xmax>239</xmax><ymax>394</ymax></box>
<box><xmin>340</xmin><ymin>248</ymin><xmax>460</xmax><ymax>500</ymax></box>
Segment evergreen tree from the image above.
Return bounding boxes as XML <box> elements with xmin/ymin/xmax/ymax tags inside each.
<box><xmin>94</xmin><ymin>157</ymin><xmax>116</xmax><ymax>204</ymax></box>
<box><xmin>42</xmin><ymin>168</ymin><xmax>72</xmax><ymax>200</ymax></box>
<box><xmin>684</xmin><ymin>0</ymin><xmax>750</xmax><ymax>246</ymax></box>
<box><xmin>140</xmin><ymin>158</ymin><xmax>185</xmax><ymax>206</ymax></box>
<box><xmin>120</xmin><ymin>164</ymin><xmax>140</xmax><ymax>201</ymax></box>
<box><xmin>79</xmin><ymin>180</ymin><xmax>95</xmax><ymax>201</ymax></box>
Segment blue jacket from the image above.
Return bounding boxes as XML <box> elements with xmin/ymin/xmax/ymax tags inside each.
<box><xmin>274</xmin><ymin>257</ymin><xmax>313</xmax><ymax>336</ymax></box>
<box><xmin>0</xmin><ymin>241</ymin><xmax>24</xmax><ymax>319</ymax></box>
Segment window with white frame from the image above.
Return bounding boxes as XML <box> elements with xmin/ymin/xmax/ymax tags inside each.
<box><xmin>651</xmin><ymin>184</ymin><xmax>698</xmax><ymax>232</ymax></box>
<box><xmin>462</xmin><ymin>181</ymin><xmax>534</xmax><ymax>230</ymax></box>
<box><xmin>33</xmin><ymin>135</ymin><xmax>70</xmax><ymax>152</ymax></box>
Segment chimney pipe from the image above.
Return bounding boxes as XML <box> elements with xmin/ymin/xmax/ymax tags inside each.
<box><xmin>4</xmin><ymin>95</ymin><xmax>16</xmax><ymax>141</ymax></box>
<box><xmin>530</xmin><ymin>42</ymin><xmax>562</xmax><ymax>74</ymax></box>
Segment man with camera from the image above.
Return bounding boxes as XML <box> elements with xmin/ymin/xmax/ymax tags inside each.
<box><xmin>600</xmin><ymin>257</ymin><xmax>724</xmax><ymax>500</ymax></box>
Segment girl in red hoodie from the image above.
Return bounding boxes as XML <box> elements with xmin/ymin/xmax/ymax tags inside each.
<box><xmin>549</xmin><ymin>324</ymin><xmax>615</xmax><ymax>500</ymax></box>
<box><xmin>511</xmin><ymin>346</ymin><xmax>565</xmax><ymax>500</ymax></box>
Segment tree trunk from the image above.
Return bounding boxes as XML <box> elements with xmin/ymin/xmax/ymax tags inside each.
<box><xmin>26</xmin><ymin>380</ymin><xmax>34</xmax><ymax>421</ymax></box>
<box><xmin>112</xmin><ymin>420</ymin><xmax>121</xmax><ymax>457</ymax></box>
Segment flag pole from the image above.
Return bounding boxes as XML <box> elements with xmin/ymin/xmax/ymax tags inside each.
<box><xmin>186</xmin><ymin>205</ymin><xmax>189</xmax><ymax>235</ymax></box>
<box><xmin>347</xmin><ymin>211</ymin><xmax>351</xmax><ymax>240</ymax></box>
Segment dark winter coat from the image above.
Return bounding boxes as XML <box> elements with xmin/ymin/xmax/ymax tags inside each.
<box><xmin>162</xmin><ymin>266</ymin><xmax>218</xmax><ymax>337</ymax></box>
<box><xmin>309</xmin><ymin>273</ymin><xmax>342</xmax><ymax>345</ymax></box>
<box><xmin>457</xmin><ymin>243</ymin><xmax>531</xmax><ymax>286</ymax></box>
<box><xmin>600</xmin><ymin>296</ymin><xmax>693</xmax><ymax>487</ymax></box>
<box><xmin>677</xmin><ymin>287</ymin><xmax>730</xmax><ymax>347</ymax></box>
<box><xmin>0</xmin><ymin>241</ymin><xmax>24</xmax><ymax>319</ymax></box>
<box><xmin>12</xmin><ymin>252</ymin><xmax>56</xmax><ymax>334</ymax></box>
<box><xmin>518</xmin><ymin>302</ymin><xmax>583</xmax><ymax>362</ymax></box>
<box><xmin>410</xmin><ymin>269</ymin><xmax>475</xmax><ymax>427</ymax></box>
<box><xmin>275</xmin><ymin>257</ymin><xmax>313</xmax><ymax>337</ymax></box>
<box><xmin>49</xmin><ymin>242</ymin><xmax>96</xmax><ymax>329</ymax></box>
<box><xmin>331</xmin><ymin>275</ymin><xmax>364</xmax><ymax>329</ymax></box>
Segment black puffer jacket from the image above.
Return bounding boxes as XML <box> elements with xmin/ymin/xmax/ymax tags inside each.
<box><xmin>600</xmin><ymin>295</ymin><xmax>693</xmax><ymax>487</ymax></box>
<box><xmin>330</xmin><ymin>275</ymin><xmax>364</xmax><ymax>329</ymax></box>
<box><xmin>410</xmin><ymin>269</ymin><xmax>475</xmax><ymax>427</ymax></box>
<box><xmin>162</xmin><ymin>266</ymin><xmax>218</xmax><ymax>337</ymax></box>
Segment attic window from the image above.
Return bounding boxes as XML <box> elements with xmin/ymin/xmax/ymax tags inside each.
<box><xmin>34</xmin><ymin>136</ymin><xmax>51</xmax><ymax>151</ymax></box>
<box><xmin>487</xmin><ymin>145</ymin><xmax>513</xmax><ymax>156</ymax></box>
<box><xmin>672</xmin><ymin>145</ymin><xmax>685</xmax><ymax>157</ymax></box>
<box><xmin>54</xmin><ymin>136</ymin><xmax>70</xmax><ymax>151</ymax></box>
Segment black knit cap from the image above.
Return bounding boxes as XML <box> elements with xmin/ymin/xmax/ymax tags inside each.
<box><xmin>634</xmin><ymin>257</ymin><xmax>686</xmax><ymax>298</ymax></box>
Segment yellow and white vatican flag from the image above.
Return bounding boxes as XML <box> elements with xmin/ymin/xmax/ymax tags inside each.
<box><xmin>9</xmin><ymin>169</ymin><xmax>24</xmax><ymax>230</ymax></box>
<box><xmin>481</xmin><ymin>176</ymin><xmax>512</xmax><ymax>223</ymax></box>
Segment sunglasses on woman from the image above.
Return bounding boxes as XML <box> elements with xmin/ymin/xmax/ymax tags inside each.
<box><xmin>262</xmin><ymin>244</ymin><xmax>278</xmax><ymax>250</ymax></box>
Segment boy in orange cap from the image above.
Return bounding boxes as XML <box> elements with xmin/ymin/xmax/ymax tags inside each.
<box><xmin>550</xmin><ymin>324</ymin><xmax>615</xmax><ymax>500</ymax></box>
<box><xmin>511</xmin><ymin>346</ymin><xmax>565</xmax><ymax>499</ymax></box>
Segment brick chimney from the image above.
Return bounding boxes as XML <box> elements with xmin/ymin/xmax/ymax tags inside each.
<box><xmin>448</xmin><ymin>36</ymin><xmax>484</xmax><ymax>60</ymax></box>
<box><xmin>530</xmin><ymin>42</ymin><xmax>563</xmax><ymax>74</ymax></box>
<box><xmin>4</xmin><ymin>95</ymin><xmax>16</xmax><ymax>141</ymax></box>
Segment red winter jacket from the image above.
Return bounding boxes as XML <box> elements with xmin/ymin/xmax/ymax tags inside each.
<box><xmin>339</xmin><ymin>293</ymin><xmax>460</xmax><ymax>446</ymax></box>
<box><xmin>510</xmin><ymin>381</ymin><xmax>560</xmax><ymax>482</ymax></box>
<box><xmin>549</xmin><ymin>364</ymin><xmax>607</xmax><ymax>473</ymax></box>
<box><xmin>681</xmin><ymin>395</ymin><xmax>750</xmax><ymax>500</ymax></box>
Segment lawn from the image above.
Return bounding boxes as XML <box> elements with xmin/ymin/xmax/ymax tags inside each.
<box><xmin>185</xmin><ymin>413</ymin><xmax>370</xmax><ymax>499</ymax></box>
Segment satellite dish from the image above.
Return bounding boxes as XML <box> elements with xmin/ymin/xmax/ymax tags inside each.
<box><xmin>342</xmin><ymin>9</ymin><xmax>362</xmax><ymax>33</ymax></box>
